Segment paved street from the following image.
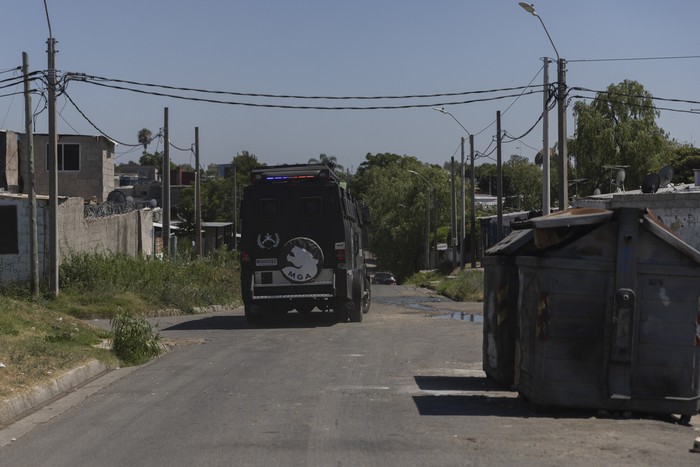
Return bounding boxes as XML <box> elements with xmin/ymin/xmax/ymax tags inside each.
<box><xmin>1</xmin><ymin>285</ymin><xmax>699</xmax><ymax>466</ymax></box>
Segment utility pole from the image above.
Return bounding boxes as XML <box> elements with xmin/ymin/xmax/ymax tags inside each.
<box><xmin>496</xmin><ymin>111</ymin><xmax>503</xmax><ymax>241</ymax></box>
<box><xmin>470</xmin><ymin>135</ymin><xmax>476</xmax><ymax>268</ymax></box>
<box><xmin>557</xmin><ymin>58</ymin><xmax>568</xmax><ymax>210</ymax></box>
<box><xmin>432</xmin><ymin>187</ymin><xmax>438</xmax><ymax>269</ymax></box>
<box><xmin>542</xmin><ymin>57</ymin><xmax>551</xmax><ymax>215</ymax></box>
<box><xmin>194</xmin><ymin>127</ymin><xmax>202</xmax><ymax>258</ymax></box>
<box><xmin>460</xmin><ymin>137</ymin><xmax>465</xmax><ymax>269</ymax></box>
<box><xmin>450</xmin><ymin>155</ymin><xmax>456</xmax><ymax>270</ymax></box>
<box><xmin>162</xmin><ymin>108</ymin><xmax>171</xmax><ymax>256</ymax></box>
<box><xmin>47</xmin><ymin>37</ymin><xmax>58</xmax><ymax>296</ymax></box>
<box><xmin>232</xmin><ymin>160</ymin><xmax>238</xmax><ymax>250</ymax></box>
<box><xmin>22</xmin><ymin>52</ymin><xmax>39</xmax><ymax>297</ymax></box>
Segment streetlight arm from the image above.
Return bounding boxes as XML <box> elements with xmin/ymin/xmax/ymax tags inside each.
<box><xmin>432</xmin><ymin>107</ymin><xmax>471</xmax><ymax>137</ymax></box>
<box><xmin>536</xmin><ymin>16</ymin><xmax>559</xmax><ymax>61</ymax></box>
<box><xmin>519</xmin><ymin>2</ymin><xmax>559</xmax><ymax>61</ymax></box>
<box><xmin>407</xmin><ymin>169</ymin><xmax>434</xmax><ymax>191</ymax></box>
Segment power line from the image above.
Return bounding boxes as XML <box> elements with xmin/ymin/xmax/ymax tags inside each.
<box><xmin>67</xmin><ymin>72</ymin><xmax>539</xmax><ymax>101</ymax></box>
<box><xmin>63</xmin><ymin>91</ymin><xmax>142</xmax><ymax>147</ymax></box>
<box><xmin>72</xmin><ymin>78</ymin><xmax>544</xmax><ymax>110</ymax></box>
<box><xmin>569</xmin><ymin>54</ymin><xmax>700</xmax><ymax>63</ymax></box>
<box><xmin>474</xmin><ymin>64</ymin><xmax>545</xmax><ymax>136</ymax></box>
<box><xmin>570</xmin><ymin>86</ymin><xmax>700</xmax><ymax>107</ymax></box>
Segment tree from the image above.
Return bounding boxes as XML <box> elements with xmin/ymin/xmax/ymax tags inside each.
<box><xmin>668</xmin><ymin>142</ymin><xmax>700</xmax><ymax>184</ymax></box>
<box><xmin>137</xmin><ymin>128</ymin><xmax>153</xmax><ymax>153</ymax></box>
<box><xmin>139</xmin><ymin>151</ymin><xmax>163</xmax><ymax>169</ymax></box>
<box><xmin>308</xmin><ymin>153</ymin><xmax>344</xmax><ymax>172</ymax></box>
<box><xmin>570</xmin><ymin>80</ymin><xmax>672</xmax><ymax>194</ymax></box>
<box><xmin>504</xmin><ymin>155</ymin><xmax>544</xmax><ymax>211</ymax></box>
<box><xmin>177</xmin><ymin>151</ymin><xmax>266</xmax><ymax>234</ymax></box>
<box><xmin>350</xmin><ymin>153</ymin><xmax>451</xmax><ymax>278</ymax></box>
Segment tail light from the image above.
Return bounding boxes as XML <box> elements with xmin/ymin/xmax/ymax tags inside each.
<box><xmin>335</xmin><ymin>242</ymin><xmax>346</xmax><ymax>267</ymax></box>
<box><xmin>241</xmin><ymin>251</ymin><xmax>251</xmax><ymax>263</ymax></box>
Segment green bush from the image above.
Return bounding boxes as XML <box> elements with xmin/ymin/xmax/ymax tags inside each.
<box><xmin>110</xmin><ymin>312</ymin><xmax>161</xmax><ymax>365</ymax></box>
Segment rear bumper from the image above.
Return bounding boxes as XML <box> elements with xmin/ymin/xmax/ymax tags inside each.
<box><xmin>249</xmin><ymin>269</ymin><xmax>338</xmax><ymax>300</ymax></box>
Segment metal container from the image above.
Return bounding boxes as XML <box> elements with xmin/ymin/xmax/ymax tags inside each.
<box><xmin>482</xmin><ymin>229</ymin><xmax>535</xmax><ymax>386</ymax></box>
<box><xmin>516</xmin><ymin>207</ymin><xmax>700</xmax><ymax>421</ymax></box>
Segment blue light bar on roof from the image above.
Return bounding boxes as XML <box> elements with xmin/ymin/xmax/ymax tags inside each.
<box><xmin>265</xmin><ymin>174</ymin><xmax>316</xmax><ymax>181</ymax></box>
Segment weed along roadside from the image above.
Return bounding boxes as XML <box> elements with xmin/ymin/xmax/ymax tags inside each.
<box><xmin>405</xmin><ymin>266</ymin><xmax>485</xmax><ymax>302</ymax></box>
<box><xmin>0</xmin><ymin>250</ymin><xmax>242</xmax><ymax>426</ymax></box>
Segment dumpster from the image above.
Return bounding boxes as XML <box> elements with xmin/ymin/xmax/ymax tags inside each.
<box><xmin>482</xmin><ymin>228</ymin><xmax>536</xmax><ymax>386</ymax></box>
<box><xmin>516</xmin><ymin>207</ymin><xmax>700</xmax><ymax>422</ymax></box>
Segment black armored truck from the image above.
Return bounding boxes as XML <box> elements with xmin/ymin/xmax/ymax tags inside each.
<box><xmin>238</xmin><ymin>164</ymin><xmax>371</xmax><ymax>324</ymax></box>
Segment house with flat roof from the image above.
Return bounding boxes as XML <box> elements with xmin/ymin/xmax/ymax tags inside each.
<box><xmin>1</xmin><ymin>131</ymin><xmax>116</xmax><ymax>202</ymax></box>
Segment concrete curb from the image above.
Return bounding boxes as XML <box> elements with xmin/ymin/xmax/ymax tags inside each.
<box><xmin>0</xmin><ymin>360</ymin><xmax>109</xmax><ymax>426</ymax></box>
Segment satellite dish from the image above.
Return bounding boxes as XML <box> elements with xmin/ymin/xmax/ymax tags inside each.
<box><xmin>658</xmin><ymin>165</ymin><xmax>674</xmax><ymax>187</ymax></box>
<box><xmin>615</xmin><ymin>169</ymin><xmax>626</xmax><ymax>192</ymax></box>
<box><xmin>126</xmin><ymin>196</ymin><xmax>134</xmax><ymax>203</ymax></box>
<box><xmin>593</xmin><ymin>188</ymin><xmax>601</xmax><ymax>196</ymax></box>
<box><xmin>149</xmin><ymin>199</ymin><xmax>158</xmax><ymax>208</ymax></box>
<box><xmin>641</xmin><ymin>173</ymin><xmax>660</xmax><ymax>194</ymax></box>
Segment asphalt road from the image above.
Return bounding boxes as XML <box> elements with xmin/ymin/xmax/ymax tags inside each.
<box><xmin>1</xmin><ymin>285</ymin><xmax>699</xmax><ymax>466</ymax></box>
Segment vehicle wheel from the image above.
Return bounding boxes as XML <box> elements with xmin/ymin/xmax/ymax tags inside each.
<box><xmin>362</xmin><ymin>278</ymin><xmax>371</xmax><ymax>314</ymax></box>
<box><xmin>348</xmin><ymin>297</ymin><xmax>363</xmax><ymax>323</ymax></box>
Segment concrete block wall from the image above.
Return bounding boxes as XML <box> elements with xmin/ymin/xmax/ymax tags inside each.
<box><xmin>0</xmin><ymin>194</ymin><xmax>153</xmax><ymax>283</ymax></box>
<box><xmin>57</xmin><ymin>197</ymin><xmax>154</xmax><ymax>263</ymax></box>
<box><xmin>24</xmin><ymin>134</ymin><xmax>115</xmax><ymax>202</ymax></box>
<box><xmin>0</xmin><ymin>196</ymin><xmax>47</xmax><ymax>283</ymax></box>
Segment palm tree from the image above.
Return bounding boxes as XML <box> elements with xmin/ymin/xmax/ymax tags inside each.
<box><xmin>308</xmin><ymin>153</ymin><xmax>343</xmax><ymax>172</ymax></box>
<box><xmin>137</xmin><ymin>128</ymin><xmax>153</xmax><ymax>153</ymax></box>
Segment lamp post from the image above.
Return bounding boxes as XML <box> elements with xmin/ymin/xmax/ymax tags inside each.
<box><xmin>519</xmin><ymin>2</ymin><xmax>567</xmax><ymax>212</ymax></box>
<box><xmin>408</xmin><ymin>169</ymin><xmax>435</xmax><ymax>269</ymax></box>
<box><xmin>433</xmin><ymin>107</ymin><xmax>476</xmax><ymax>268</ymax></box>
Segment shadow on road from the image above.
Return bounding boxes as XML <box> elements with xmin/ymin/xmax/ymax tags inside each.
<box><xmin>163</xmin><ymin>312</ymin><xmax>338</xmax><ymax>331</ymax></box>
<box><xmin>413</xmin><ymin>394</ymin><xmax>532</xmax><ymax>417</ymax></box>
<box><xmin>412</xmin><ymin>376</ymin><xmax>692</xmax><ymax>424</ymax></box>
<box><xmin>413</xmin><ymin>375</ymin><xmax>593</xmax><ymax>420</ymax></box>
<box><xmin>415</xmin><ymin>375</ymin><xmax>507</xmax><ymax>392</ymax></box>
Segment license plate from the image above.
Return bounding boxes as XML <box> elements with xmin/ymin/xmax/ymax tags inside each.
<box><xmin>256</xmin><ymin>258</ymin><xmax>277</xmax><ymax>267</ymax></box>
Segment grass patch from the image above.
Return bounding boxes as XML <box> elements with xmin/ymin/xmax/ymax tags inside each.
<box><xmin>0</xmin><ymin>295</ymin><xmax>119</xmax><ymax>400</ymax></box>
<box><xmin>406</xmin><ymin>267</ymin><xmax>484</xmax><ymax>302</ymax></box>
<box><xmin>55</xmin><ymin>249</ymin><xmax>242</xmax><ymax>319</ymax></box>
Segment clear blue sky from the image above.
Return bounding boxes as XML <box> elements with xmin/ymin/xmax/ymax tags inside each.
<box><xmin>2</xmin><ymin>1</ymin><xmax>699</xmax><ymax>173</ymax></box>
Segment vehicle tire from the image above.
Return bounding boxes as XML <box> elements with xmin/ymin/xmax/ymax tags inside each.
<box><xmin>362</xmin><ymin>278</ymin><xmax>371</xmax><ymax>314</ymax></box>
<box><xmin>348</xmin><ymin>275</ymin><xmax>363</xmax><ymax>322</ymax></box>
<box><xmin>348</xmin><ymin>295</ymin><xmax>363</xmax><ymax>323</ymax></box>
<box><xmin>348</xmin><ymin>304</ymin><xmax>363</xmax><ymax>322</ymax></box>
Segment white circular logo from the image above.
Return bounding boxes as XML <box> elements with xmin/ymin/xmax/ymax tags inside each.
<box><xmin>280</xmin><ymin>237</ymin><xmax>324</xmax><ymax>283</ymax></box>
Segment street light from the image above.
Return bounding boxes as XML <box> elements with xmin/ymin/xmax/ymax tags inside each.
<box><xmin>408</xmin><ymin>169</ymin><xmax>436</xmax><ymax>270</ymax></box>
<box><xmin>433</xmin><ymin>107</ymin><xmax>476</xmax><ymax>269</ymax></box>
<box><xmin>519</xmin><ymin>2</ymin><xmax>568</xmax><ymax>212</ymax></box>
